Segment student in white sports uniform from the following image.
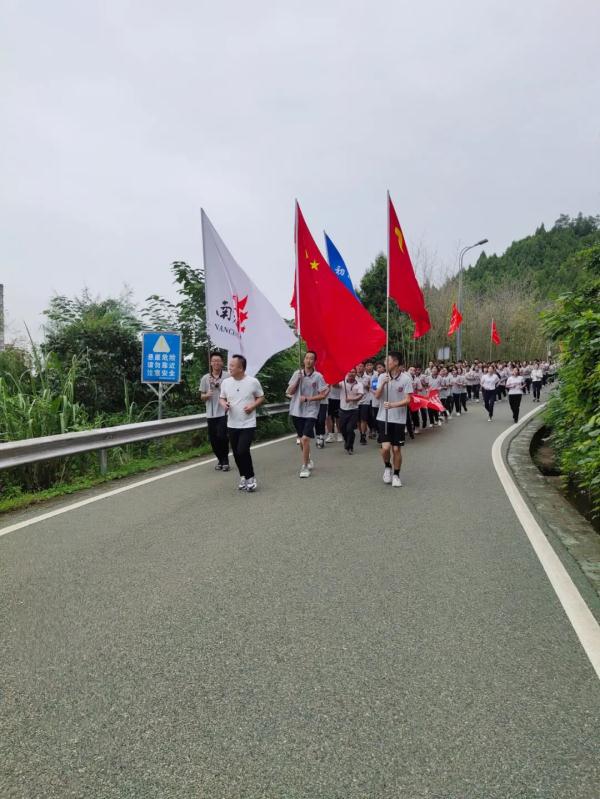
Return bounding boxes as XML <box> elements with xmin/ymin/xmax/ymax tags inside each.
<box><xmin>219</xmin><ymin>354</ymin><xmax>265</xmax><ymax>492</ymax></box>
<box><xmin>338</xmin><ymin>368</ymin><xmax>364</xmax><ymax>453</ymax></box>
<box><xmin>286</xmin><ymin>351</ymin><xmax>328</xmax><ymax>478</ymax></box>
<box><xmin>374</xmin><ymin>351</ymin><xmax>413</xmax><ymax>487</ymax></box>
<box><xmin>199</xmin><ymin>351</ymin><xmax>230</xmax><ymax>471</ymax></box>
<box><xmin>506</xmin><ymin>367</ymin><xmax>525</xmax><ymax>423</ymax></box>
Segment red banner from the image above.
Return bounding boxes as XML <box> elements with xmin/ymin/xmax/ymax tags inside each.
<box><xmin>409</xmin><ymin>389</ymin><xmax>445</xmax><ymax>413</ymax></box>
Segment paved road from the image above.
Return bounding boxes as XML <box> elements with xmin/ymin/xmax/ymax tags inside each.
<box><xmin>1</xmin><ymin>391</ymin><xmax>599</xmax><ymax>798</ymax></box>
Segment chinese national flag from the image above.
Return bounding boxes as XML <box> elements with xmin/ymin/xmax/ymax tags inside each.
<box><xmin>447</xmin><ymin>302</ymin><xmax>463</xmax><ymax>336</ymax></box>
<box><xmin>291</xmin><ymin>202</ymin><xmax>386</xmax><ymax>384</ymax></box>
<box><xmin>491</xmin><ymin>319</ymin><xmax>501</xmax><ymax>345</ymax></box>
<box><xmin>388</xmin><ymin>194</ymin><xmax>431</xmax><ymax>338</ymax></box>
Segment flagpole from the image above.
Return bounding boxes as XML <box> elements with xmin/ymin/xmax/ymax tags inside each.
<box><xmin>200</xmin><ymin>209</ymin><xmax>216</xmax><ymax>417</ymax></box>
<box><xmin>489</xmin><ymin>318</ymin><xmax>493</xmax><ymax>363</ymax></box>
<box><xmin>385</xmin><ymin>192</ymin><xmax>391</xmax><ymax>432</ymax></box>
<box><xmin>294</xmin><ymin>200</ymin><xmax>302</xmax><ymax>374</ymax></box>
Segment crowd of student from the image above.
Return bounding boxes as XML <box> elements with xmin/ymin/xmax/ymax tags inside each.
<box><xmin>200</xmin><ymin>352</ymin><xmax>556</xmax><ymax>492</ymax></box>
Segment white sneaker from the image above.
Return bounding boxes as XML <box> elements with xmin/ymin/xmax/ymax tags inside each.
<box><xmin>488</xmin><ymin>417</ymin><xmax>492</xmax><ymax>422</ymax></box>
<box><xmin>296</xmin><ymin>437</ymin><xmax>301</xmax><ymax>446</ymax></box>
<box><xmin>336</xmin><ymin>433</ymin><xmax>343</xmax><ymax>443</ymax></box>
<box><xmin>299</xmin><ymin>465</ymin><xmax>310</xmax><ymax>478</ymax></box>
<box><xmin>414</xmin><ymin>428</ymin><xmax>420</xmax><ymax>435</ymax></box>
<box><xmin>456</xmin><ymin>412</ymin><xmax>461</xmax><ymax>416</ymax></box>
<box><xmin>325</xmin><ymin>433</ymin><xmax>334</xmax><ymax>443</ymax></box>
<box><xmin>392</xmin><ymin>474</ymin><xmax>402</xmax><ymax>487</ymax></box>
<box><xmin>476</xmin><ymin>398</ymin><xmax>480</xmax><ymax>402</ymax></box>
<box><xmin>383</xmin><ymin>467</ymin><xmax>392</xmax><ymax>484</ymax></box>
<box><xmin>245</xmin><ymin>477</ymin><xmax>257</xmax><ymax>492</ymax></box>
<box><xmin>238</xmin><ymin>477</ymin><xmax>247</xmax><ymax>490</ymax></box>
<box><xmin>307</xmin><ymin>459</ymin><xmax>314</xmax><ymax>471</ymax></box>
<box><xmin>437</xmin><ymin>420</ymin><xmax>442</xmax><ymax>427</ymax></box>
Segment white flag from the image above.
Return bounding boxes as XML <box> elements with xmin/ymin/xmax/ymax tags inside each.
<box><xmin>202</xmin><ymin>209</ymin><xmax>297</xmax><ymax>376</ymax></box>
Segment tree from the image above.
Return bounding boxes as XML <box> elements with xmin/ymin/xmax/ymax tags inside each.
<box><xmin>43</xmin><ymin>289</ymin><xmax>142</xmax><ymax>414</ymax></box>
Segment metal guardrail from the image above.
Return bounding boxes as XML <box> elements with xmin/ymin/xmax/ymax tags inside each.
<box><xmin>0</xmin><ymin>402</ymin><xmax>290</xmax><ymax>474</ymax></box>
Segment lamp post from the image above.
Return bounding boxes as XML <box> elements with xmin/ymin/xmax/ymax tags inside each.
<box><xmin>456</xmin><ymin>238</ymin><xmax>488</xmax><ymax>362</ymax></box>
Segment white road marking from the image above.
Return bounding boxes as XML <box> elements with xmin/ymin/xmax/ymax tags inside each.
<box><xmin>492</xmin><ymin>404</ymin><xmax>600</xmax><ymax>681</ymax></box>
<box><xmin>0</xmin><ymin>434</ymin><xmax>297</xmax><ymax>539</ymax></box>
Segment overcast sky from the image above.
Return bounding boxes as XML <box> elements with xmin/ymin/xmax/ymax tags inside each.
<box><xmin>2</xmin><ymin>0</ymin><xmax>599</xmax><ymax>341</ymax></box>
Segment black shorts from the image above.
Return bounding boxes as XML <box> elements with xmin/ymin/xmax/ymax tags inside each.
<box><xmin>377</xmin><ymin>420</ymin><xmax>406</xmax><ymax>447</ymax></box>
<box><xmin>292</xmin><ymin>416</ymin><xmax>316</xmax><ymax>439</ymax></box>
<box><xmin>327</xmin><ymin>398</ymin><xmax>340</xmax><ymax>418</ymax></box>
<box><xmin>358</xmin><ymin>404</ymin><xmax>371</xmax><ymax>422</ymax></box>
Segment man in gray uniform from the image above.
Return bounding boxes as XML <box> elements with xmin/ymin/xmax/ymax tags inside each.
<box><xmin>374</xmin><ymin>351</ymin><xmax>413</xmax><ymax>487</ymax></box>
<box><xmin>286</xmin><ymin>351</ymin><xmax>328</xmax><ymax>478</ymax></box>
<box><xmin>199</xmin><ymin>351</ymin><xmax>230</xmax><ymax>471</ymax></box>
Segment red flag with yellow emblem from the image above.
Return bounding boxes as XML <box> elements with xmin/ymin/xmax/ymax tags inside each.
<box><xmin>388</xmin><ymin>193</ymin><xmax>431</xmax><ymax>338</ymax></box>
<box><xmin>291</xmin><ymin>202</ymin><xmax>386</xmax><ymax>383</ymax></box>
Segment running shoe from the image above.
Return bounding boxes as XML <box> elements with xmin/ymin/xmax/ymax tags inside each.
<box><xmin>299</xmin><ymin>465</ymin><xmax>310</xmax><ymax>478</ymax></box>
<box><xmin>325</xmin><ymin>433</ymin><xmax>334</xmax><ymax>443</ymax></box>
<box><xmin>245</xmin><ymin>477</ymin><xmax>257</xmax><ymax>492</ymax></box>
<box><xmin>336</xmin><ymin>433</ymin><xmax>343</xmax><ymax>443</ymax></box>
<box><xmin>307</xmin><ymin>459</ymin><xmax>314</xmax><ymax>470</ymax></box>
<box><xmin>238</xmin><ymin>477</ymin><xmax>247</xmax><ymax>490</ymax></box>
<box><xmin>383</xmin><ymin>467</ymin><xmax>392</xmax><ymax>484</ymax></box>
<box><xmin>215</xmin><ymin>463</ymin><xmax>223</xmax><ymax>471</ymax></box>
<box><xmin>222</xmin><ymin>464</ymin><xmax>230</xmax><ymax>472</ymax></box>
<box><xmin>392</xmin><ymin>475</ymin><xmax>402</xmax><ymax>488</ymax></box>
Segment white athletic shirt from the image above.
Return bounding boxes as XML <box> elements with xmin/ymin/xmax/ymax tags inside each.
<box><xmin>287</xmin><ymin>369</ymin><xmax>327</xmax><ymax>419</ymax></box>
<box><xmin>506</xmin><ymin>376</ymin><xmax>525</xmax><ymax>395</ymax></box>
<box><xmin>376</xmin><ymin>371</ymin><xmax>413</xmax><ymax>424</ymax></box>
<box><xmin>481</xmin><ymin>373</ymin><xmax>499</xmax><ymax>390</ymax></box>
<box><xmin>357</xmin><ymin>373</ymin><xmax>372</xmax><ymax>405</ymax></box>
<box><xmin>220</xmin><ymin>375</ymin><xmax>264</xmax><ymax>429</ymax></box>
<box><xmin>339</xmin><ymin>379</ymin><xmax>364</xmax><ymax>411</ymax></box>
<box><xmin>199</xmin><ymin>371</ymin><xmax>227</xmax><ymax>419</ymax></box>
<box><xmin>328</xmin><ymin>384</ymin><xmax>341</xmax><ymax>401</ymax></box>
<box><xmin>531</xmin><ymin>368</ymin><xmax>543</xmax><ymax>381</ymax></box>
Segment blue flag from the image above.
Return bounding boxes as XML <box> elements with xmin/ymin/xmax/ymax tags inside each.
<box><xmin>324</xmin><ymin>233</ymin><xmax>358</xmax><ymax>298</ymax></box>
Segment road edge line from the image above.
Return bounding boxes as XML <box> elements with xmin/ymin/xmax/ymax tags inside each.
<box><xmin>0</xmin><ymin>434</ymin><xmax>297</xmax><ymax>539</ymax></box>
<box><xmin>492</xmin><ymin>404</ymin><xmax>600</xmax><ymax>681</ymax></box>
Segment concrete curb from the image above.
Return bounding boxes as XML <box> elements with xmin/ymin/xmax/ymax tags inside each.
<box><xmin>505</xmin><ymin>411</ymin><xmax>600</xmax><ymax>609</ymax></box>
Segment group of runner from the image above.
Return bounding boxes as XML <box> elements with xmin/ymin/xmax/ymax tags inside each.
<box><xmin>200</xmin><ymin>352</ymin><xmax>555</xmax><ymax>492</ymax></box>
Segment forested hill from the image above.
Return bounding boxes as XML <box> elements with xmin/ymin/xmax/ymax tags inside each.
<box><xmin>464</xmin><ymin>213</ymin><xmax>600</xmax><ymax>298</ymax></box>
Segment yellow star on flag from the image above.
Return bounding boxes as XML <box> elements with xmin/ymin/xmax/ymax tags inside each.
<box><xmin>310</xmin><ymin>259</ymin><xmax>319</xmax><ymax>270</ymax></box>
<box><xmin>394</xmin><ymin>226</ymin><xmax>404</xmax><ymax>252</ymax></box>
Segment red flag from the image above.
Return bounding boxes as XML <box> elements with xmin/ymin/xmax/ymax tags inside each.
<box><xmin>410</xmin><ymin>389</ymin><xmax>445</xmax><ymax>413</ymax></box>
<box><xmin>291</xmin><ymin>203</ymin><xmax>386</xmax><ymax>384</ymax></box>
<box><xmin>447</xmin><ymin>302</ymin><xmax>463</xmax><ymax>336</ymax></box>
<box><xmin>491</xmin><ymin>319</ymin><xmax>501</xmax><ymax>345</ymax></box>
<box><xmin>388</xmin><ymin>194</ymin><xmax>431</xmax><ymax>338</ymax></box>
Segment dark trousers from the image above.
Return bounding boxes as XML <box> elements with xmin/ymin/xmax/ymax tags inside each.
<box><xmin>509</xmin><ymin>394</ymin><xmax>522</xmax><ymax>422</ymax></box>
<box><xmin>532</xmin><ymin>381</ymin><xmax>542</xmax><ymax>401</ymax></box>
<box><xmin>368</xmin><ymin>405</ymin><xmax>378</xmax><ymax>433</ymax></box>
<box><xmin>525</xmin><ymin>378</ymin><xmax>532</xmax><ymax>394</ymax></box>
<box><xmin>228</xmin><ymin>427</ymin><xmax>255</xmax><ymax>479</ymax></box>
<box><xmin>406</xmin><ymin>407</ymin><xmax>415</xmax><ymax>437</ymax></box>
<box><xmin>453</xmin><ymin>394</ymin><xmax>467</xmax><ymax>413</ymax></box>
<box><xmin>339</xmin><ymin>408</ymin><xmax>358</xmax><ymax>450</ymax></box>
<box><xmin>316</xmin><ymin>404</ymin><xmax>327</xmax><ymax>436</ymax></box>
<box><xmin>411</xmin><ymin>409</ymin><xmax>421</xmax><ymax>429</ymax></box>
<box><xmin>471</xmin><ymin>384</ymin><xmax>480</xmax><ymax>400</ymax></box>
<box><xmin>420</xmin><ymin>408</ymin><xmax>429</xmax><ymax>428</ymax></box>
<box><xmin>496</xmin><ymin>385</ymin><xmax>506</xmax><ymax>400</ymax></box>
<box><xmin>442</xmin><ymin>397</ymin><xmax>452</xmax><ymax>416</ymax></box>
<box><xmin>483</xmin><ymin>389</ymin><xmax>496</xmax><ymax>418</ymax></box>
<box><xmin>466</xmin><ymin>385</ymin><xmax>473</xmax><ymax>399</ymax></box>
<box><xmin>428</xmin><ymin>408</ymin><xmax>439</xmax><ymax>425</ymax></box>
<box><xmin>207</xmin><ymin>416</ymin><xmax>229</xmax><ymax>465</ymax></box>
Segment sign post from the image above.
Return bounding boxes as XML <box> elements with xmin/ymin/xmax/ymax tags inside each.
<box><xmin>141</xmin><ymin>331</ymin><xmax>182</xmax><ymax>419</ymax></box>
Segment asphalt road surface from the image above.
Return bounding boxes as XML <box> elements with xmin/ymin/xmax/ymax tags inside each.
<box><xmin>1</xmin><ymin>392</ymin><xmax>599</xmax><ymax>798</ymax></box>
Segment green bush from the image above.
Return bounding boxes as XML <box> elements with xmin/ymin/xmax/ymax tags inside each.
<box><xmin>542</xmin><ymin>245</ymin><xmax>600</xmax><ymax>517</ymax></box>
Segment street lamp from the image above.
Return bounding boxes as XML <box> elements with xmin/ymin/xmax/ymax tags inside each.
<box><xmin>456</xmin><ymin>238</ymin><xmax>488</xmax><ymax>361</ymax></box>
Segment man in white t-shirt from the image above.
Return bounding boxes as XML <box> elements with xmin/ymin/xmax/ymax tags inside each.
<box><xmin>219</xmin><ymin>354</ymin><xmax>265</xmax><ymax>492</ymax></box>
<box><xmin>374</xmin><ymin>351</ymin><xmax>413</xmax><ymax>487</ymax></box>
<box><xmin>286</xmin><ymin>351</ymin><xmax>328</xmax><ymax>478</ymax></box>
